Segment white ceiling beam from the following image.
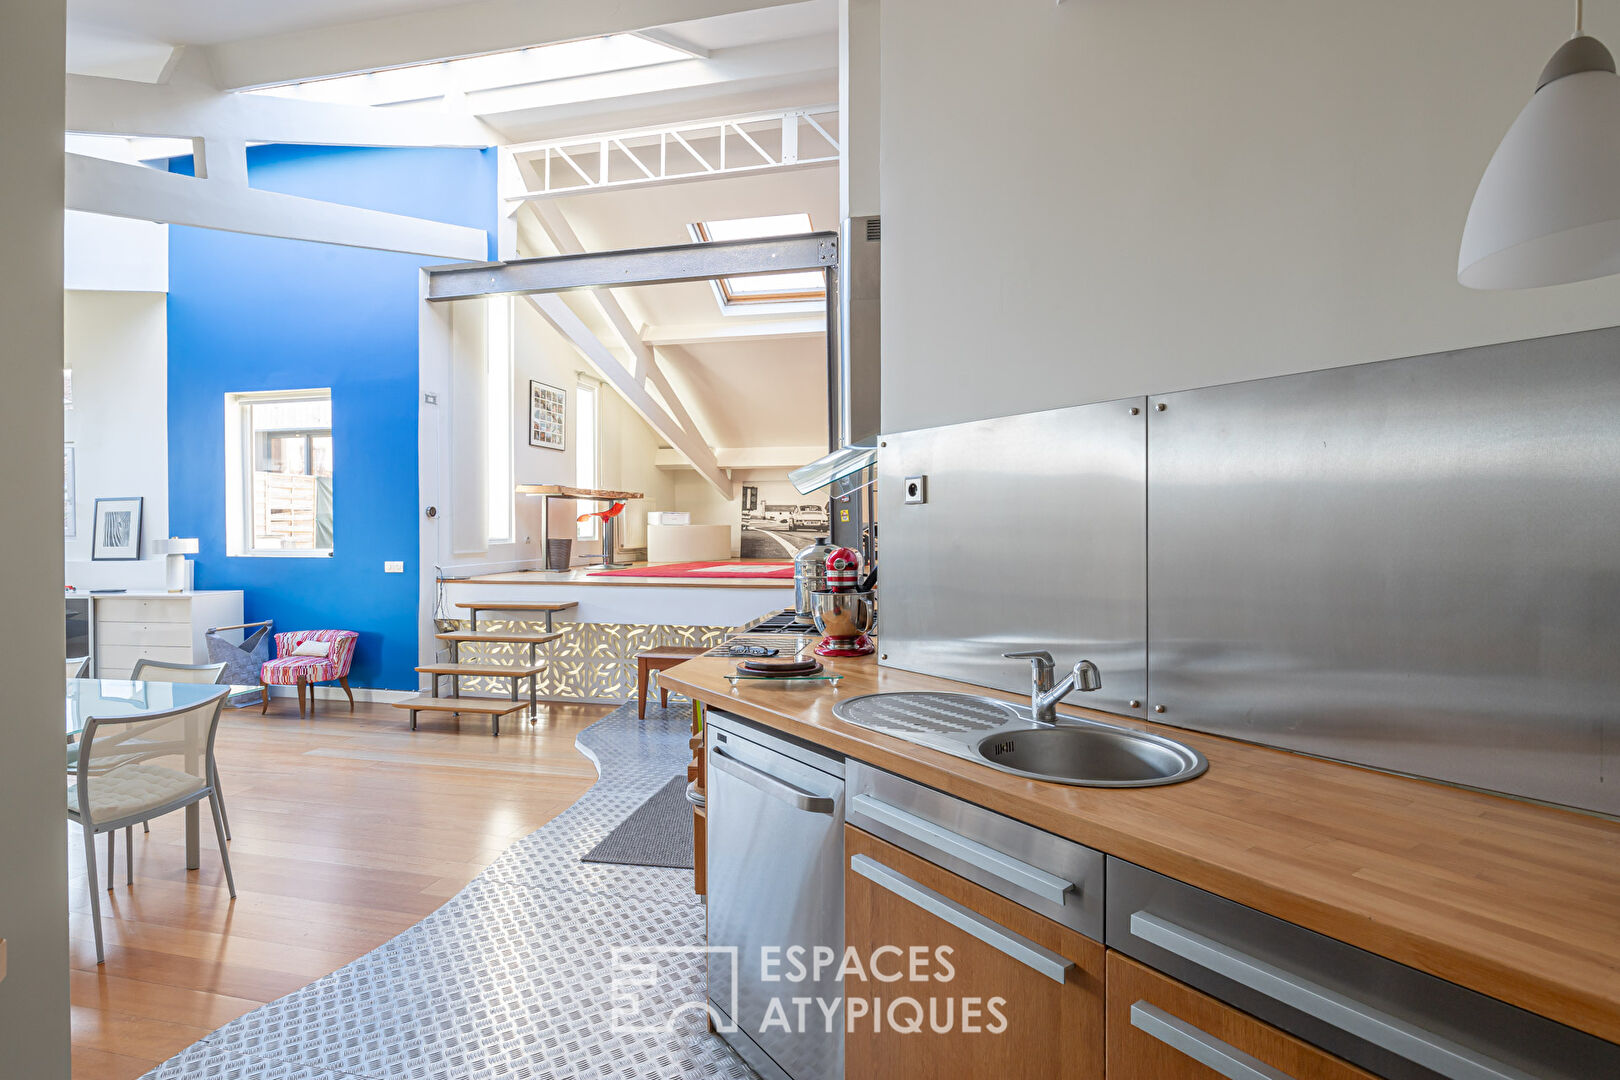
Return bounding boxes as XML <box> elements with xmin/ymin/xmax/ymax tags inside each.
<box><xmin>523</xmin><ymin>293</ymin><xmax>731</xmax><ymax>496</ymax></box>
<box><xmin>203</xmin><ymin>0</ymin><xmax>804</xmax><ymax>92</ymax></box>
<box><xmin>66</xmin><ymin>153</ymin><xmax>487</xmax><ymax>261</ymax></box>
<box><xmin>655</xmin><ymin>446</ymin><xmax>826</xmax><ymax>470</ymax></box>
<box><xmin>471</xmin><ymin>35</ymin><xmax>837</xmax><ymax>139</ymax></box>
<box><xmin>67</xmin><ymin>69</ymin><xmax>493</xmax><ymax>149</ymax></box>
<box><xmin>633</xmin><ymin>29</ymin><xmax>710</xmax><ymax>60</ymax></box>
<box><xmin>640</xmin><ymin>318</ymin><xmax>826</xmax><ymax>346</ymax></box>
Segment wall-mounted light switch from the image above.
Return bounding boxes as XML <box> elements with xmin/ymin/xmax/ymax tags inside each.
<box><xmin>423</xmin><ymin>392</ymin><xmax>438</xmax><ymax>405</ymax></box>
<box><xmin>384</xmin><ymin>561</ymin><xmax>404</xmax><ymax>573</ymax></box>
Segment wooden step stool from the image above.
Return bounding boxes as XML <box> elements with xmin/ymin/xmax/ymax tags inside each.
<box><xmin>455</xmin><ymin>600</ymin><xmax>578</xmax><ymax>633</ymax></box>
<box><xmin>391</xmin><ymin>695</ymin><xmax>529</xmax><ymax>736</ymax></box>
<box><xmin>416</xmin><ymin>660</ymin><xmax>545</xmax><ymax>715</ymax></box>
<box><xmin>435</xmin><ymin>629</ymin><xmax>562</xmax><ymax>665</ymax></box>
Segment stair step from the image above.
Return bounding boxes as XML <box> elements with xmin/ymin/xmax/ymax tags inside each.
<box><xmin>456</xmin><ymin>601</ymin><xmax>578</xmax><ymax>613</ymax></box>
<box><xmin>416</xmin><ymin>662</ymin><xmax>544</xmax><ymax>676</ymax></box>
<box><xmin>391</xmin><ymin>695</ymin><xmax>529</xmax><ymax>715</ymax></box>
<box><xmin>434</xmin><ymin>631</ymin><xmax>564</xmax><ymax>645</ymax></box>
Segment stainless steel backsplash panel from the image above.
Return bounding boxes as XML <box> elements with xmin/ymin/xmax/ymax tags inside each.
<box><xmin>878</xmin><ymin>399</ymin><xmax>1149</xmax><ymax>716</ymax></box>
<box><xmin>1147</xmin><ymin>327</ymin><xmax>1620</xmax><ymax>815</ymax></box>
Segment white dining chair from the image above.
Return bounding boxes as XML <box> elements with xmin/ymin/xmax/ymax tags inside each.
<box><xmin>69</xmin><ymin>688</ymin><xmax>235</xmax><ymax>964</ymax></box>
<box><xmin>66</xmin><ymin>656</ymin><xmax>90</xmax><ymax>679</ymax></box>
<box><xmin>130</xmin><ymin>659</ymin><xmax>234</xmax><ymax>840</ymax></box>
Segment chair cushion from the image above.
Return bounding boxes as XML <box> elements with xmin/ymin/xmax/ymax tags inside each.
<box><xmin>262</xmin><ymin>656</ymin><xmax>339</xmax><ymax>685</ymax></box>
<box><xmin>69</xmin><ymin>764</ymin><xmax>203</xmax><ymax>822</ymax></box>
<box><xmin>291</xmin><ymin>640</ymin><xmax>331</xmax><ymax>657</ymax></box>
<box><xmin>273</xmin><ymin>630</ymin><xmax>358</xmax><ymax>678</ymax></box>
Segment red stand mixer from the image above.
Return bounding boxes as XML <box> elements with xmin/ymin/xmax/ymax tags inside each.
<box><xmin>809</xmin><ymin>547</ymin><xmax>875</xmax><ymax>657</ymax></box>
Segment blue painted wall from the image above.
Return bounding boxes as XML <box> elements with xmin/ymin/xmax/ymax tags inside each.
<box><xmin>167</xmin><ymin>145</ymin><xmax>494</xmax><ymax>690</ymax></box>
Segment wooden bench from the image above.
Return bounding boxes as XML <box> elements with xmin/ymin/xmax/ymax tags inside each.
<box><xmin>636</xmin><ymin>646</ymin><xmax>709</xmax><ymax>718</ymax></box>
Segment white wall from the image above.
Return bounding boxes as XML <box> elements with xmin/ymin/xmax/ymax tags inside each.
<box><xmin>879</xmin><ymin>0</ymin><xmax>1620</xmax><ymax>432</ymax></box>
<box><xmin>64</xmin><ymin>291</ymin><xmax>170</xmax><ymax>589</ymax></box>
<box><xmin>0</xmin><ymin>0</ymin><xmax>71</xmax><ymax>1070</ymax></box>
<box><xmin>600</xmin><ymin>384</ymin><xmax>676</xmax><ymax>550</ymax></box>
<box><xmin>64</xmin><ymin>211</ymin><xmax>167</xmax><ymax>293</ymax></box>
<box><xmin>433</xmin><ymin>296</ymin><xmax>676</xmax><ymax>575</ymax></box>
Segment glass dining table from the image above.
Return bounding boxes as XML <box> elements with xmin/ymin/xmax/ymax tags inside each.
<box><xmin>66</xmin><ymin>677</ymin><xmax>256</xmax><ymax>869</ymax></box>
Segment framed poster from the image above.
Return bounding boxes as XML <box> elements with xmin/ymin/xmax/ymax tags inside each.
<box><xmin>529</xmin><ymin>380</ymin><xmax>566</xmax><ymax>450</ymax></box>
<box><xmin>91</xmin><ymin>496</ymin><xmax>143</xmax><ymax>561</ymax></box>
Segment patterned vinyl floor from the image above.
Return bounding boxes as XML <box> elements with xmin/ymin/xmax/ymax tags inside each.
<box><xmin>141</xmin><ymin>703</ymin><xmax>757</xmax><ymax>1080</ymax></box>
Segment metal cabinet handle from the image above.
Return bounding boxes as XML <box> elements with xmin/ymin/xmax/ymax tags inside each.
<box><xmin>850</xmin><ymin>794</ymin><xmax>1075</xmax><ymax>905</ymax></box>
<box><xmin>711</xmin><ymin>747</ymin><xmax>834</xmax><ymax>814</ymax></box>
<box><xmin>850</xmin><ymin>853</ymin><xmax>1074</xmax><ymax>984</ymax></box>
<box><xmin>1129</xmin><ymin>913</ymin><xmax>1538</xmax><ymax>1080</ymax></box>
<box><xmin>1130</xmin><ymin>1002</ymin><xmax>1293</xmax><ymax>1080</ymax></box>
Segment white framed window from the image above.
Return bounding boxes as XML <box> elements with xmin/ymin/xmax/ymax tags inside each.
<box><xmin>224</xmin><ymin>389</ymin><xmax>333</xmax><ymax>557</ymax></box>
<box><xmin>689</xmin><ymin>212</ymin><xmax>827</xmax><ymax>315</ymax></box>
<box><xmin>485</xmin><ymin>296</ymin><xmax>514</xmax><ymax>544</ymax></box>
<box><xmin>575</xmin><ymin>379</ymin><xmax>600</xmax><ymax>541</ymax></box>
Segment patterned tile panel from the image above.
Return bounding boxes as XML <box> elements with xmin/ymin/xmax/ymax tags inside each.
<box><xmin>436</xmin><ymin>619</ymin><xmax>729</xmax><ymax>700</ymax></box>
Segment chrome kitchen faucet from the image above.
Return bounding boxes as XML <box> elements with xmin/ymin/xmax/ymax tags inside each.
<box><xmin>1003</xmin><ymin>651</ymin><xmax>1102</xmax><ymax>725</ymax></box>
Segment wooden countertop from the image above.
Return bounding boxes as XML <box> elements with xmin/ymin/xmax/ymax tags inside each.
<box><xmin>662</xmin><ymin>652</ymin><xmax>1620</xmax><ymax>1045</ymax></box>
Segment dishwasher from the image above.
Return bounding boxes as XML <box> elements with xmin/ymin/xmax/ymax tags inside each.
<box><xmin>705</xmin><ymin>709</ymin><xmax>845</xmax><ymax>1080</ymax></box>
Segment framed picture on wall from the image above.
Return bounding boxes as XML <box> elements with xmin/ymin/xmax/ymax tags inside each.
<box><xmin>529</xmin><ymin>380</ymin><xmax>566</xmax><ymax>450</ymax></box>
<box><xmin>91</xmin><ymin>496</ymin><xmax>143</xmax><ymax>561</ymax></box>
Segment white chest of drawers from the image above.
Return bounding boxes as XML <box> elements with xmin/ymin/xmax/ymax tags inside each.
<box><xmin>84</xmin><ymin>590</ymin><xmax>245</xmax><ymax>679</ymax></box>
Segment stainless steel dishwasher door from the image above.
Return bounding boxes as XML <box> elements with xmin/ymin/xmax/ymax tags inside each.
<box><xmin>706</xmin><ymin>712</ymin><xmax>844</xmax><ymax>1080</ymax></box>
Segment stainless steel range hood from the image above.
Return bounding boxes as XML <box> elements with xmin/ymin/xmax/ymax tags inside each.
<box><xmin>789</xmin><ymin>442</ymin><xmax>877</xmax><ymax>495</ymax></box>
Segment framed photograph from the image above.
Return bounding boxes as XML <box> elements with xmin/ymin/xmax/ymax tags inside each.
<box><xmin>529</xmin><ymin>380</ymin><xmax>566</xmax><ymax>451</ymax></box>
<box><xmin>64</xmin><ymin>445</ymin><xmax>76</xmax><ymax>538</ymax></box>
<box><xmin>91</xmin><ymin>496</ymin><xmax>144</xmax><ymax>561</ymax></box>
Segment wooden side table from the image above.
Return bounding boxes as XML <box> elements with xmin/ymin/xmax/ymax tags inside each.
<box><xmin>635</xmin><ymin>646</ymin><xmax>708</xmax><ymax>718</ymax></box>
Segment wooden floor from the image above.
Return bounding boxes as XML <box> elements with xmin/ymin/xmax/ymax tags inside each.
<box><xmin>68</xmin><ymin>695</ymin><xmax>612</xmax><ymax>1080</ymax></box>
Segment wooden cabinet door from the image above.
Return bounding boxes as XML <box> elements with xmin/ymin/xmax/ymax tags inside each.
<box><xmin>844</xmin><ymin>825</ymin><xmax>1105</xmax><ymax>1079</ymax></box>
<box><xmin>1107</xmin><ymin>952</ymin><xmax>1378</xmax><ymax>1080</ymax></box>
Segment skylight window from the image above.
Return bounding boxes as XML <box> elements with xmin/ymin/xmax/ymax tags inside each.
<box><xmin>691</xmin><ymin>213</ymin><xmax>827</xmax><ymax>306</ymax></box>
<box><xmin>246</xmin><ymin>34</ymin><xmax>692</xmax><ymax>108</ymax></box>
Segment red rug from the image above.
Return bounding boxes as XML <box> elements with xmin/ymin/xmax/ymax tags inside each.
<box><xmin>588</xmin><ymin>561</ymin><xmax>794</xmax><ymax>580</ymax></box>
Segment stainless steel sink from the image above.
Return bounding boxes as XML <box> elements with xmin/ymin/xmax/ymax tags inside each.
<box><xmin>831</xmin><ymin>691</ymin><xmax>1207</xmax><ymax>787</ymax></box>
<box><xmin>973</xmin><ymin>725</ymin><xmax>1206</xmax><ymax>786</ymax></box>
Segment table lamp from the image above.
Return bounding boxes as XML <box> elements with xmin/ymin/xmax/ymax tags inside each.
<box><xmin>165</xmin><ymin>537</ymin><xmax>199</xmax><ymax>593</ymax></box>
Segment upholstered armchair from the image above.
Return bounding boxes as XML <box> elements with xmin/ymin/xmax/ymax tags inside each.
<box><xmin>260</xmin><ymin>629</ymin><xmax>358</xmax><ymax>717</ymax></box>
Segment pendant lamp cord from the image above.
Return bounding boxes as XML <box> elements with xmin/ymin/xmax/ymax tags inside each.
<box><xmin>1576</xmin><ymin>0</ymin><xmax>1585</xmax><ymax>35</ymax></box>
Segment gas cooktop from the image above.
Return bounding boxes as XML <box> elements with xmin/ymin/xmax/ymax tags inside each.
<box><xmin>706</xmin><ymin>609</ymin><xmax>820</xmax><ymax>656</ymax></box>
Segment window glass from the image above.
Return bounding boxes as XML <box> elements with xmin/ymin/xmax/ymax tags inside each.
<box><xmin>576</xmin><ymin>382</ymin><xmax>599</xmax><ymax>541</ymax></box>
<box><xmin>486</xmin><ymin>297</ymin><xmax>514</xmax><ymax>543</ymax></box>
<box><xmin>693</xmin><ymin>213</ymin><xmax>826</xmax><ymax>305</ymax></box>
<box><xmin>231</xmin><ymin>391</ymin><xmax>333</xmax><ymax>554</ymax></box>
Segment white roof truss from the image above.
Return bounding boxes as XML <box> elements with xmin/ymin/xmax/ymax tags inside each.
<box><xmin>504</xmin><ymin>105</ymin><xmax>838</xmax><ymax>201</ymax></box>
<box><xmin>528</xmin><ymin>201</ymin><xmax>731</xmax><ymax>497</ymax></box>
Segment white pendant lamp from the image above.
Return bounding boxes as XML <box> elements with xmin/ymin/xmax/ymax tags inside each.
<box><xmin>1459</xmin><ymin>1</ymin><xmax>1620</xmax><ymax>289</ymax></box>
